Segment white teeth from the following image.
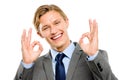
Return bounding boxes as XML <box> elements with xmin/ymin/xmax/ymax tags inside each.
<box><xmin>53</xmin><ymin>34</ymin><xmax>61</xmax><ymax>40</ymax></box>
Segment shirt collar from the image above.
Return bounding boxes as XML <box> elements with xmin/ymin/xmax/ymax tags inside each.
<box><xmin>50</xmin><ymin>42</ymin><xmax>75</xmax><ymax>61</ymax></box>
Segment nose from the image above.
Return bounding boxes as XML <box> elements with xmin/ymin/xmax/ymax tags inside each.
<box><xmin>50</xmin><ymin>26</ymin><xmax>57</xmax><ymax>34</ymax></box>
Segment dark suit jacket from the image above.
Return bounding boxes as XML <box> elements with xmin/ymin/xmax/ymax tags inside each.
<box><xmin>14</xmin><ymin>42</ymin><xmax>118</xmax><ymax>80</ymax></box>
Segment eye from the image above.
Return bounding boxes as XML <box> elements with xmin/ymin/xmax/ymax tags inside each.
<box><xmin>42</xmin><ymin>26</ymin><xmax>49</xmax><ymax>31</ymax></box>
<box><xmin>54</xmin><ymin>21</ymin><xmax>60</xmax><ymax>25</ymax></box>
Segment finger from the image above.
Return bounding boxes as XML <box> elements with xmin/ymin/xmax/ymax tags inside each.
<box><xmin>91</xmin><ymin>20</ymin><xmax>98</xmax><ymax>41</ymax></box>
<box><xmin>93</xmin><ymin>20</ymin><xmax>98</xmax><ymax>36</ymax></box>
<box><xmin>79</xmin><ymin>37</ymin><xmax>84</xmax><ymax>44</ymax></box>
<box><xmin>89</xmin><ymin>19</ymin><xmax>98</xmax><ymax>39</ymax></box>
<box><xmin>79</xmin><ymin>32</ymin><xmax>90</xmax><ymax>43</ymax></box>
<box><xmin>36</xmin><ymin>42</ymin><xmax>43</xmax><ymax>53</ymax></box>
<box><xmin>89</xmin><ymin>19</ymin><xmax>93</xmax><ymax>33</ymax></box>
<box><xmin>21</xmin><ymin>29</ymin><xmax>26</xmax><ymax>48</ymax></box>
<box><xmin>81</xmin><ymin>32</ymin><xmax>91</xmax><ymax>40</ymax></box>
<box><xmin>31</xmin><ymin>41</ymin><xmax>43</xmax><ymax>52</ymax></box>
<box><xmin>27</xmin><ymin>28</ymin><xmax>32</xmax><ymax>46</ymax></box>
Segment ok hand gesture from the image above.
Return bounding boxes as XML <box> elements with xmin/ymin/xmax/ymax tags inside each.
<box><xmin>21</xmin><ymin>28</ymin><xmax>43</xmax><ymax>64</ymax></box>
<box><xmin>79</xmin><ymin>19</ymin><xmax>98</xmax><ymax>56</ymax></box>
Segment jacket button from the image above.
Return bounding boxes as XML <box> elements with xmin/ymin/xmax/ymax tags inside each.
<box><xmin>97</xmin><ymin>63</ymin><xmax>103</xmax><ymax>72</ymax></box>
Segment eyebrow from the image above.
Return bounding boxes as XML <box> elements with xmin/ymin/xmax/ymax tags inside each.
<box><xmin>39</xmin><ymin>18</ymin><xmax>61</xmax><ymax>29</ymax></box>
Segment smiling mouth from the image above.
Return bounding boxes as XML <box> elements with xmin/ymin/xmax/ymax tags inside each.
<box><xmin>51</xmin><ymin>33</ymin><xmax>63</xmax><ymax>40</ymax></box>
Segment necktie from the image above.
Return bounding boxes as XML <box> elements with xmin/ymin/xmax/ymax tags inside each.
<box><xmin>55</xmin><ymin>53</ymin><xmax>66</xmax><ymax>80</ymax></box>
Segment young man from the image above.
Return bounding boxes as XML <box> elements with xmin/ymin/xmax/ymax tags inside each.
<box><xmin>14</xmin><ymin>4</ymin><xmax>118</xmax><ymax>80</ymax></box>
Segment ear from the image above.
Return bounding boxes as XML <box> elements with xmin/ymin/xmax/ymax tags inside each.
<box><xmin>65</xmin><ymin>18</ymin><xmax>69</xmax><ymax>28</ymax></box>
<box><xmin>37</xmin><ymin>32</ymin><xmax>44</xmax><ymax>38</ymax></box>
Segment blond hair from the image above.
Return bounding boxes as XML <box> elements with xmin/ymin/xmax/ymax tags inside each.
<box><xmin>33</xmin><ymin>4</ymin><xmax>67</xmax><ymax>32</ymax></box>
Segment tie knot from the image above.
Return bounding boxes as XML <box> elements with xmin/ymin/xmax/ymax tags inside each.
<box><xmin>55</xmin><ymin>53</ymin><xmax>66</xmax><ymax>62</ymax></box>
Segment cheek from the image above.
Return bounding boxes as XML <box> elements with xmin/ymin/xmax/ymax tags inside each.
<box><xmin>62</xmin><ymin>22</ymin><xmax>69</xmax><ymax>30</ymax></box>
<box><xmin>58</xmin><ymin>23</ymin><xmax>67</xmax><ymax>31</ymax></box>
<box><xmin>45</xmin><ymin>38</ymin><xmax>52</xmax><ymax>45</ymax></box>
<box><xmin>62</xmin><ymin>25</ymin><xmax>68</xmax><ymax>32</ymax></box>
<box><xmin>39</xmin><ymin>32</ymin><xmax>47</xmax><ymax>38</ymax></box>
<box><xmin>42</xmin><ymin>33</ymin><xmax>51</xmax><ymax>39</ymax></box>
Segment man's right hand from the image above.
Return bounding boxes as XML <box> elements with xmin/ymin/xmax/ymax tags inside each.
<box><xmin>21</xmin><ymin>28</ymin><xmax>43</xmax><ymax>64</ymax></box>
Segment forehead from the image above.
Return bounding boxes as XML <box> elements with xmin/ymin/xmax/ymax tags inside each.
<box><xmin>39</xmin><ymin>11</ymin><xmax>62</xmax><ymax>24</ymax></box>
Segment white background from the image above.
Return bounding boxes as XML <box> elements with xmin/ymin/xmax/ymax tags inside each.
<box><xmin>0</xmin><ymin>0</ymin><xmax>120</xmax><ymax>80</ymax></box>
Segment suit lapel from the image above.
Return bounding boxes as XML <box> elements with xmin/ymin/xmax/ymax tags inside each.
<box><xmin>43</xmin><ymin>53</ymin><xmax>54</xmax><ymax>80</ymax></box>
<box><xmin>66</xmin><ymin>43</ymin><xmax>83</xmax><ymax>80</ymax></box>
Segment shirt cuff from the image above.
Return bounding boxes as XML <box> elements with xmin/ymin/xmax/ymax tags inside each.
<box><xmin>87</xmin><ymin>51</ymin><xmax>99</xmax><ymax>61</ymax></box>
<box><xmin>21</xmin><ymin>61</ymin><xmax>34</xmax><ymax>69</ymax></box>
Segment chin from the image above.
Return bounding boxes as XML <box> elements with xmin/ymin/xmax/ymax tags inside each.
<box><xmin>54</xmin><ymin>42</ymin><xmax>63</xmax><ymax>47</ymax></box>
<box><xmin>52</xmin><ymin>41</ymin><xmax>65</xmax><ymax>49</ymax></box>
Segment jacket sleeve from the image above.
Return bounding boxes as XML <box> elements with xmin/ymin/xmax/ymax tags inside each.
<box><xmin>14</xmin><ymin>63</ymin><xmax>34</xmax><ymax>80</ymax></box>
<box><xmin>87</xmin><ymin>50</ymin><xmax>118</xmax><ymax>80</ymax></box>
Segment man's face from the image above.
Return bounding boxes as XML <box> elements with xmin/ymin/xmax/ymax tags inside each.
<box><xmin>39</xmin><ymin>11</ymin><xmax>70</xmax><ymax>51</ymax></box>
